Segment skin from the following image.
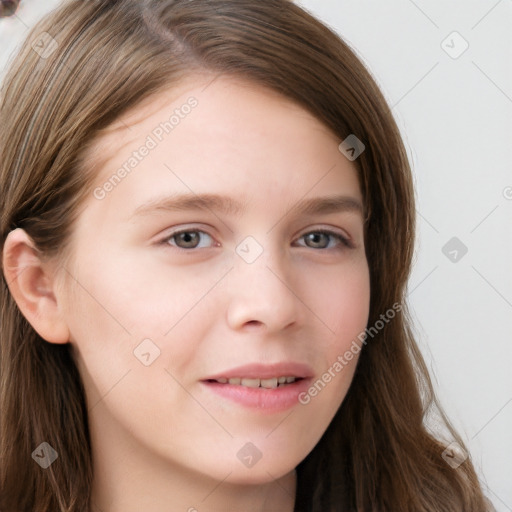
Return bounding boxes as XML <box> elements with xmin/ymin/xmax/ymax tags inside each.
<box><xmin>3</xmin><ymin>74</ymin><xmax>370</xmax><ymax>512</ymax></box>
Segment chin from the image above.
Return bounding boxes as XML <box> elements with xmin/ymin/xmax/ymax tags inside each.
<box><xmin>223</xmin><ymin>464</ymin><xmax>297</xmax><ymax>486</ymax></box>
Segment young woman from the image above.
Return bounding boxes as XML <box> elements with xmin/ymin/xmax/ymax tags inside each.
<box><xmin>0</xmin><ymin>1</ymin><xmax>491</xmax><ymax>510</ymax></box>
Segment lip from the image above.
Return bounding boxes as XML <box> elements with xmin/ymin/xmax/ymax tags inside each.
<box><xmin>203</xmin><ymin>362</ymin><xmax>314</xmax><ymax>381</ymax></box>
<box><xmin>201</xmin><ymin>362</ymin><xmax>314</xmax><ymax>413</ymax></box>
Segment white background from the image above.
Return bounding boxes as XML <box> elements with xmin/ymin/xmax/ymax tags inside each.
<box><xmin>1</xmin><ymin>1</ymin><xmax>511</xmax><ymax>510</ymax></box>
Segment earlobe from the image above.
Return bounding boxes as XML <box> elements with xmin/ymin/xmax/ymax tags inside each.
<box><xmin>2</xmin><ymin>228</ymin><xmax>70</xmax><ymax>344</ymax></box>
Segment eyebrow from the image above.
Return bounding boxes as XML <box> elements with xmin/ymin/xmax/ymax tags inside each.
<box><xmin>131</xmin><ymin>192</ymin><xmax>364</xmax><ymax>219</ymax></box>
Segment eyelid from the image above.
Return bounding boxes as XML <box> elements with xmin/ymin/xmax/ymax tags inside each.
<box><xmin>160</xmin><ymin>227</ymin><xmax>218</xmax><ymax>250</ymax></box>
<box><xmin>294</xmin><ymin>227</ymin><xmax>354</xmax><ymax>249</ymax></box>
<box><xmin>158</xmin><ymin>225</ymin><xmax>354</xmax><ymax>251</ymax></box>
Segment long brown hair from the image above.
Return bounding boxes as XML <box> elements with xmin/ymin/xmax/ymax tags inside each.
<box><xmin>0</xmin><ymin>1</ymin><xmax>489</xmax><ymax>510</ymax></box>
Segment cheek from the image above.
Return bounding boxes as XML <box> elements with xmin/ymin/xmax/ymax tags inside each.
<box><xmin>61</xmin><ymin>250</ymin><xmax>214</xmax><ymax>394</ymax></box>
<box><xmin>300</xmin><ymin>259</ymin><xmax>370</xmax><ymax>398</ymax></box>
<box><xmin>63</xmin><ymin>246</ymin><xmax>199</xmax><ymax>338</ymax></box>
<box><xmin>307</xmin><ymin>257</ymin><xmax>370</xmax><ymax>347</ymax></box>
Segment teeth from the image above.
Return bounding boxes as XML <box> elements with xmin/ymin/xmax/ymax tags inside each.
<box><xmin>260</xmin><ymin>377</ymin><xmax>278</xmax><ymax>389</ymax></box>
<box><xmin>216</xmin><ymin>376</ymin><xmax>298</xmax><ymax>388</ymax></box>
<box><xmin>240</xmin><ymin>378</ymin><xmax>260</xmax><ymax>388</ymax></box>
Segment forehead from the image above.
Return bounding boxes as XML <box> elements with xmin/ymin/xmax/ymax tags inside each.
<box><xmin>78</xmin><ymin>73</ymin><xmax>362</xmax><ymax>231</ymax></box>
<box><xmin>85</xmin><ymin>73</ymin><xmax>347</xmax><ymax>179</ymax></box>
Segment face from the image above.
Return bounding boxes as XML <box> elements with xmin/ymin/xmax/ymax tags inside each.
<box><xmin>56</xmin><ymin>74</ymin><xmax>370</xmax><ymax>485</ymax></box>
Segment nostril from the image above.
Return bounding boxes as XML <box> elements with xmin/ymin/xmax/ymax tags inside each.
<box><xmin>245</xmin><ymin>320</ymin><xmax>264</xmax><ymax>328</ymax></box>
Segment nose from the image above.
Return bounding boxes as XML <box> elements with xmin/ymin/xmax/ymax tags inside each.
<box><xmin>225</xmin><ymin>243</ymin><xmax>300</xmax><ymax>334</ymax></box>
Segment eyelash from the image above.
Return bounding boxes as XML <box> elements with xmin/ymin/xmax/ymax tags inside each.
<box><xmin>159</xmin><ymin>228</ymin><xmax>353</xmax><ymax>252</ymax></box>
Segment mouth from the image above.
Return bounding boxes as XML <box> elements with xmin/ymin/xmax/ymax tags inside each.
<box><xmin>201</xmin><ymin>362</ymin><xmax>313</xmax><ymax>412</ymax></box>
<box><xmin>205</xmin><ymin>376</ymin><xmax>302</xmax><ymax>389</ymax></box>
<box><xmin>201</xmin><ymin>377</ymin><xmax>309</xmax><ymax>412</ymax></box>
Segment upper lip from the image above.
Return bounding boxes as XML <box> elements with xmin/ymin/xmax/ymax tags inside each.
<box><xmin>203</xmin><ymin>362</ymin><xmax>314</xmax><ymax>381</ymax></box>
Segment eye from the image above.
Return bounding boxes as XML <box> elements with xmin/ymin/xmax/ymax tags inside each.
<box><xmin>159</xmin><ymin>228</ymin><xmax>352</xmax><ymax>251</ymax></box>
<box><xmin>163</xmin><ymin>229</ymin><xmax>216</xmax><ymax>250</ymax></box>
<box><xmin>295</xmin><ymin>230</ymin><xmax>352</xmax><ymax>250</ymax></box>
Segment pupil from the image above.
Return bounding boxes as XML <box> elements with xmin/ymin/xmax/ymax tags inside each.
<box><xmin>179</xmin><ymin>232</ymin><xmax>199</xmax><ymax>248</ymax></box>
<box><xmin>308</xmin><ymin>233</ymin><xmax>326</xmax><ymax>248</ymax></box>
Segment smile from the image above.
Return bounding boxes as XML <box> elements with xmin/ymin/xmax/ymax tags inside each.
<box><xmin>208</xmin><ymin>376</ymin><xmax>300</xmax><ymax>388</ymax></box>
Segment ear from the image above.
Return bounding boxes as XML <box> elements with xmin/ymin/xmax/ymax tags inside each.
<box><xmin>2</xmin><ymin>228</ymin><xmax>70</xmax><ymax>344</ymax></box>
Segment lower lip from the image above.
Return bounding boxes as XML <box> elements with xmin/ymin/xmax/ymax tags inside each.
<box><xmin>201</xmin><ymin>379</ymin><xmax>311</xmax><ymax>413</ymax></box>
